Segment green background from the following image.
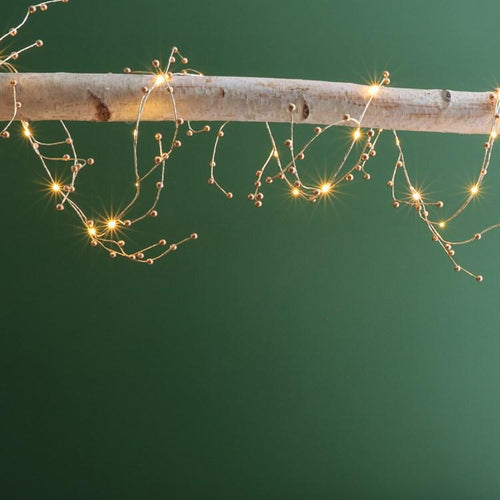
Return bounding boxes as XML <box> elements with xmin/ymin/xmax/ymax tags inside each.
<box><xmin>2</xmin><ymin>0</ymin><xmax>500</xmax><ymax>498</ymax></box>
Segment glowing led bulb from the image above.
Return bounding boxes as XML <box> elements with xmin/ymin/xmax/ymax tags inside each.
<box><xmin>368</xmin><ymin>85</ymin><xmax>379</xmax><ymax>97</ymax></box>
<box><xmin>353</xmin><ymin>129</ymin><xmax>361</xmax><ymax>141</ymax></box>
<box><xmin>23</xmin><ymin>127</ymin><xmax>31</xmax><ymax>138</ymax></box>
<box><xmin>470</xmin><ymin>184</ymin><xmax>479</xmax><ymax>195</ymax></box>
<box><xmin>320</xmin><ymin>182</ymin><xmax>332</xmax><ymax>194</ymax></box>
<box><xmin>438</xmin><ymin>221</ymin><xmax>446</xmax><ymax>229</ymax></box>
<box><xmin>107</xmin><ymin>219</ymin><xmax>117</xmax><ymax>230</ymax></box>
<box><xmin>51</xmin><ymin>182</ymin><xmax>61</xmax><ymax>192</ymax></box>
<box><xmin>412</xmin><ymin>191</ymin><xmax>421</xmax><ymax>201</ymax></box>
<box><xmin>88</xmin><ymin>227</ymin><xmax>97</xmax><ymax>237</ymax></box>
<box><xmin>154</xmin><ymin>74</ymin><xmax>167</xmax><ymax>86</ymax></box>
<box><xmin>291</xmin><ymin>187</ymin><xmax>301</xmax><ymax>197</ymax></box>
<box><xmin>491</xmin><ymin>130</ymin><xmax>497</xmax><ymax>140</ymax></box>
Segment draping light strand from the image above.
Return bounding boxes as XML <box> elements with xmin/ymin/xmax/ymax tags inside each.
<box><xmin>1</xmin><ymin>2</ymin><xmax>199</xmax><ymax>264</ymax></box>
<box><xmin>208</xmin><ymin>78</ymin><xmax>500</xmax><ymax>282</ymax></box>
<box><xmin>2</xmin><ymin>1</ymin><xmax>500</xmax><ymax>280</ymax></box>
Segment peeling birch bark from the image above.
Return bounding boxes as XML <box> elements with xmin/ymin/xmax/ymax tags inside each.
<box><xmin>0</xmin><ymin>73</ymin><xmax>496</xmax><ymax>134</ymax></box>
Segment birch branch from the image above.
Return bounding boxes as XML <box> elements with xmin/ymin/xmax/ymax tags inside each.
<box><xmin>0</xmin><ymin>73</ymin><xmax>496</xmax><ymax>134</ymax></box>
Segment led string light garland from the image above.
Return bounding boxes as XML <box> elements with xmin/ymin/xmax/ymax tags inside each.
<box><xmin>1</xmin><ymin>1</ymin><xmax>500</xmax><ymax>281</ymax></box>
<box><xmin>1</xmin><ymin>2</ymin><xmax>199</xmax><ymax>264</ymax></box>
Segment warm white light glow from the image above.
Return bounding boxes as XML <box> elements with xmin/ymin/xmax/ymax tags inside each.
<box><xmin>491</xmin><ymin>130</ymin><xmax>497</xmax><ymax>140</ymax></box>
<box><xmin>154</xmin><ymin>74</ymin><xmax>167</xmax><ymax>86</ymax></box>
<box><xmin>470</xmin><ymin>184</ymin><xmax>479</xmax><ymax>195</ymax></box>
<box><xmin>51</xmin><ymin>182</ymin><xmax>60</xmax><ymax>192</ymax></box>
<box><xmin>107</xmin><ymin>219</ymin><xmax>117</xmax><ymax>230</ymax></box>
<box><xmin>23</xmin><ymin>127</ymin><xmax>31</xmax><ymax>137</ymax></box>
<box><xmin>291</xmin><ymin>188</ymin><xmax>300</xmax><ymax>197</ymax></box>
<box><xmin>368</xmin><ymin>85</ymin><xmax>379</xmax><ymax>97</ymax></box>
<box><xmin>320</xmin><ymin>182</ymin><xmax>332</xmax><ymax>194</ymax></box>
<box><xmin>438</xmin><ymin>221</ymin><xmax>446</xmax><ymax>229</ymax></box>
<box><xmin>353</xmin><ymin>129</ymin><xmax>361</xmax><ymax>141</ymax></box>
<box><xmin>412</xmin><ymin>191</ymin><xmax>421</xmax><ymax>201</ymax></box>
<box><xmin>88</xmin><ymin>227</ymin><xmax>96</xmax><ymax>237</ymax></box>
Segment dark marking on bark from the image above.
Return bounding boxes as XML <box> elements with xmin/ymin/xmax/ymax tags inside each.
<box><xmin>88</xmin><ymin>90</ymin><xmax>111</xmax><ymax>121</ymax></box>
<box><xmin>221</xmin><ymin>88</ymin><xmax>225</xmax><ymax>97</ymax></box>
<box><xmin>442</xmin><ymin>89</ymin><xmax>452</xmax><ymax>103</ymax></box>
<box><xmin>302</xmin><ymin>102</ymin><xmax>310</xmax><ymax>120</ymax></box>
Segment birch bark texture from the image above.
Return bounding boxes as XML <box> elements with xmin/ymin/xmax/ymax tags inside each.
<box><xmin>0</xmin><ymin>73</ymin><xmax>496</xmax><ymax>134</ymax></box>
